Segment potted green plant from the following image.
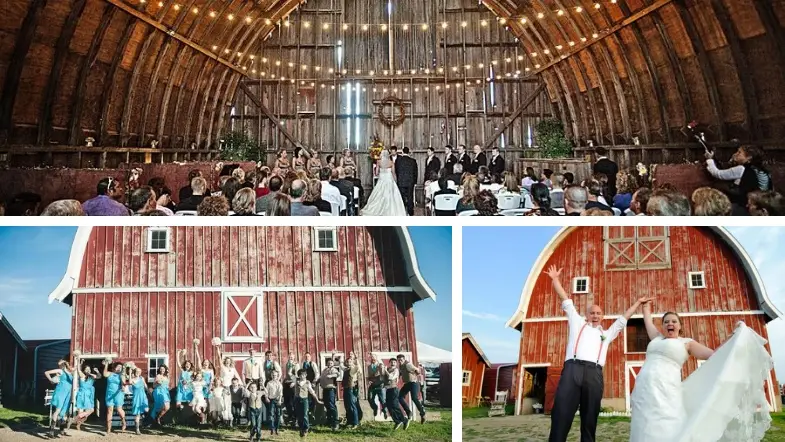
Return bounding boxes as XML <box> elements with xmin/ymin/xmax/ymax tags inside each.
<box><xmin>219</xmin><ymin>131</ymin><xmax>266</xmax><ymax>163</ymax></box>
<box><xmin>535</xmin><ymin>119</ymin><xmax>573</xmax><ymax>159</ymax></box>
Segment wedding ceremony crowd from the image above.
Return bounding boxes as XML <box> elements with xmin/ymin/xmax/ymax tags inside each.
<box><xmin>44</xmin><ymin>340</ymin><xmax>427</xmax><ymax>440</ymax></box>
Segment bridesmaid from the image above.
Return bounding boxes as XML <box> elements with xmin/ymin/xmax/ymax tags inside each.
<box><xmin>130</xmin><ymin>368</ymin><xmax>149</xmax><ymax>434</ymax></box>
<box><xmin>45</xmin><ymin>358</ymin><xmax>77</xmax><ymax>436</ymax></box>
<box><xmin>294</xmin><ymin>146</ymin><xmax>310</xmax><ymax>173</ymax></box>
<box><xmin>74</xmin><ymin>364</ymin><xmax>101</xmax><ymax>430</ymax></box>
<box><xmin>193</xmin><ymin>340</ymin><xmax>214</xmax><ymax>402</ymax></box>
<box><xmin>326</xmin><ymin>154</ymin><xmax>336</xmax><ymax>170</ymax></box>
<box><xmin>340</xmin><ymin>148</ymin><xmax>356</xmax><ymax>169</ymax></box>
<box><xmin>275</xmin><ymin>150</ymin><xmax>291</xmax><ymax>174</ymax></box>
<box><xmin>150</xmin><ymin>365</ymin><xmax>171</xmax><ymax>425</ymax></box>
<box><xmin>175</xmin><ymin>349</ymin><xmax>195</xmax><ymax>410</ymax></box>
<box><xmin>103</xmin><ymin>360</ymin><xmax>127</xmax><ymax>434</ymax></box>
<box><xmin>308</xmin><ymin>149</ymin><xmax>322</xmax><ymax>177</ymax></box>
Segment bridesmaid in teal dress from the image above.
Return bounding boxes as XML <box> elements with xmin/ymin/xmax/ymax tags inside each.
<box><xmin>45</xmin><ymin>359</ymin><xmax>77</xmax><ymax>436</ymax></box>
<box><xmin>103</xmin><ymin>360</ymin><xmax>127</xmax><ymax>434</ymax></box>
<box><xmin>130</xmin><ymin>368</ymin><xmax>149</xmax><ymax>434</ymax></box>
<box><xmin>194</xmin><ymin>343</ymin><xmax>215</xmax><ymax>401</ymax></box>
<box><xmin>175</xmin><ymin>349</ymin><xmax>195</xmax><ymax>409</ymax></box>
<box><xmin>151</xmin><ymin>365</ymin><xmax>171</xmax><ymax>425</ymax></box>
<box><xmin>74</xmin><ymin>364</ymin><xmax>101</xmax><ymax>430</ymax></box>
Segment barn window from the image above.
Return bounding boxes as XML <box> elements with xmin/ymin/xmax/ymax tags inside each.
<box><xmin>145</xmin><ymin>354</ymin><xmax>169</xmax><ymax>382</ymax></box>
<box><xmin>626</xmin><ymin>319</ymin><xmax>650</xmax><ymax>353</ymax></box>
<box><xmin>572</xmin><ymin>277</ymin><xmax>590</xmax><ymax>294</ymax></box>
<box><xmin>462</xmin><ymin>370</ymin><xmax>472</xmax><ymax>386</ymax></box>
<box><xmin>146</xmin><ymin>227</ymin><xmax>170</xmax><ymax>253</ymax></box>
<box><xmin>604</xmin><ymin>227</ymin><xmax>670</xmax><ymax>270</ymax></box>
<box><xmin>688</xmin><ymin>272</ymin><xmax>706</xmax><ymax>289</ymax></box>
<box><xmin>313</xmin><ymin>227</ymin><xmax>338</xmax><ymax>252</ymax></box>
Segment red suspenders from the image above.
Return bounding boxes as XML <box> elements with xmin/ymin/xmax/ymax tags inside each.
<box><xmin>573</xmin><ymin>323</ymin><xmax>603</xmax><ymax>365</ymax></box>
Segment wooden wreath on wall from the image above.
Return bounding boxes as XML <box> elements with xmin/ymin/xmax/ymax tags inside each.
<box><xmin>377</xmin><ymin>96</ymin><xmax>406</xmax><ymax>127</ymax></box>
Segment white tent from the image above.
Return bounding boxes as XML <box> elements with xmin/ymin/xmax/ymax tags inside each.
<box><xmin>417</xmin><ymin>341</ymin><xmax>451</xmax><ymax>366</ymax></box>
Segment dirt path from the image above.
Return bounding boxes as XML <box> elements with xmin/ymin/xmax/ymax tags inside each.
<box><xmin>463</xmin><ymin>415</ymin><xmax>631</xmax><ymax>442</ymax></box>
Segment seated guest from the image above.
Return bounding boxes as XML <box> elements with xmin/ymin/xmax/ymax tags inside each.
<box><xmin>245</xmin><ymin>171</ymin><xmax>257</xmax><ymax>191</ymax></box>
<box><xmin>647</xmin><ymin>188</ymin><xmax>691</xmax><ymax>216</ymax></box>
<box><xmin>267</xmin><ymin>193</ymin><xmax>291</xmax><ymax>216</ymax></box>
<box><xmin>424</xmin><ymin>171</ymin><xmax>441</xmax><ymax>204</ymax></box>
<box><xmin>304</xmin><ymin>179</ymin><xmax>332</xmax><ymax>213</ymax></box>
<box><xmin>222</xmin><ymin>177</ymin><xmax>242</xmax><ymax>208</ymax></box>
<box><xmin>197</xmin><ymin>195</ymin><xmax>230</xmax><ymax>216</ymax></box>
<box><xmin>128</xmin><ymin>186</ymin><xmax>157</xmax><ymax>215</ymax></box>
<box><xmin>331</xmin><ymin>168</ymin><xmax>355</xmax><ymax>215</ymax></box>
<box><xmin>142</xmin><ymin>210</ymin><xmax>168</xmax><ymax>216</ymax></box>
<box><xmin>521</xmin><ymin>167</ymin><xmax>538</xmax><ymax>191</ymax></box>
<box><xmin>550</xmin><ymin>174</ymin><xmax>565</xmax><ymax>209</ymax></box>
<box><xmin>582</xmin><ymin>207</ymin><xmax>613</xmax><ymax>216</ymax></box>
<box><xmin>148</xmin><ymin>177</ymin><xmax>175</xmax><ymax>213</ymax></box>
<box><xmin>457</xmin><ymin>176</ymin><xmax>480</xmax><ymax>214</ymax></box>
<box><xmin>41</xmin><ymin>200</ymin><xmax>84</xmax><ymax>216</ymax></box>
<box><xmin>447</xmin><ymin>163</ymin><xmax>463</xmax><ymax>187</ymax></box>
<box><xmin>477</xmin><ymin>166</ymin><xmax>491</xmax><ymax>185</ymax></box>
<box><xmin>175</xmin><ymin>177</ymin><xmax>208</xmax><ymax>213</ymax></box>
<box><xmin>6</xmin><ymin>192</ymin><xmax>42</xmax><ymax>216</ymax></box>
<box><xmin>281</xmin><ymin>170</ymin><xmax>299</xmax><ymax>195</ymax></box>
<box><xmin>473</xmin><ymin>190</ymin><xmax>499</xmax><ymax>216</ymax></box>
<box><xmin>613</xmin><ymin>170</ymin><xmax>638</xmax><ymax>213</ymax></box>
<box><xmin>587</xmin><ymin>173</ymin><xmax>610</xmax><ymax>206</ymax></box>
<box><xmin>320</xmin><ymin>168</ymin><xmax>342</xmax><ymax>210</ymax></box>
<box><xmin>527</xmin><ymin>183</ymin><xmax>560</xmax><ymax>216</ymax></box>
<box><xmin>433</xmin><ymin>177</ymin><xmax>459</xmax><ymax>216</ymax></box>
<box><xmin>564</xmin><ymin>185</ymin><xmax>588</xmax><ymax>216</ymax></box>
<box><xmin>212</xmin><ymin>176</ymin><xmax>231</xmax><ymax>197</ymax></box>
<box><xmin>629</xmin><ymin>188</ymin><xmax>652</xmax><ymax>216</ymax></box>
<box><xmin>83</xmin><ymin>177</ymin><xmax>130</xmax><ymax>216</ymax></box>
<box><xmin>290</xmin><ymin>180</ymin><xmax>319</xmax><ymax>216</ymax></box>
<box><xmin>706</xmin><ymin>145</ymin><xmax>772</xmax><ymax>214</ymax></box>
<box><xmin>344</xmin><ymin>166</ymin><xmax>363</xmax><ymax>208</ymax></box>
<box><xmin>562</xmin><ymin>172</ymin><xmax>575</xmax><ymax>187</ymax></box>
<box><xmin>255</xmin><ymin>175</ymin><xmax>283</xmax><ymax>214</ymax></box>
<box><xmin>179</xmin><ymin>169</ymin><xmax>207</xmax><ymax>202</ymax></box>
<box><xmin>499</xmin><ymin>171</ymin><xmax>520</xmax><ymax>195</ymax></box>
<box><xmin>540</xmin><ymin>169</ymin><xmax>554</xmax><ymax>189</ymax></box>
<box><xmin>231</xmin><ymin>188</ymin><xmax>257</xmax><ymax>216</ymax></box>
<box><xmin>691</xmin><ymin>187</ymin><xmax>731</xmax><ymax>216</ymax></box>
<box><xmin>255</xmin><ymin>169</ymin><xmax>270</xmax><ymax>199</ymax></box>
<box><xmin>232</xmin><ymin>168</ymin><xmax>254</xmax><ymax>189</ymax></box>
<box><xmin>748</xmin><ymin>190</ymin><xmax>785</xmax><ymax>216</ymax></box>
<box><xmin>585</xmin><ymin>180</ymin><xmax>613</xmax><ymax>214</ymax></box>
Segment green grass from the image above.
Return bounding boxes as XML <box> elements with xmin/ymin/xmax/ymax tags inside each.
<box><xmin>0</xmin><ymin>406</ymin><xmax>48</xmax><ymax>429</ymax></box>
<box><xmin>462</xmin><ymin>405</ymin><xmax>515</xmax><ymax>419</ymax></box>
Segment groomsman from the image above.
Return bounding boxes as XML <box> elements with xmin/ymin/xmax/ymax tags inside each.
<box><xmin>300</xmin><ymin>353</ymin><xmax>320</xmax><ymax>416</ymax></box>
<box><xmin>470</xmin><ymin>145</ymin><xmax>487</xmax><ymax>174</ymax></box>
<box><xmin>457</xmin><ymin>145</ymin><xmax>471</xmax><ymax>174</ymax></box>
<box><xmin>425</xmin><ymin>147</ymin><xmax>441</xmax><ymax>179</ymax></box>
<box><xmin>367</xmin><ymin>354</ymin><xmax>387</xmax><ymax>418</ymax></box>
<box><xmin>397</xmin><ymin>354</ymin><xmax>426</xmax><ymax>424</ymax></box>
<box><xmin>283</xmin><ymin>353</ymin><xmax>300</xmax><ymax>425</ymax></box>
<box><xmin>546</xmin><ymin>265</ymin><xmax>650</xmax><ymax>442</ymax></box>
<box><xmin>244</xmin><ymin>348</ymin><xmax>264</xmax><ymax>387</ymax></box>
<box><xmin>444</xmin><ymin>146</ymin><xmax>458</xmax><ymax>175</ymax></box>
<box><xmin>263</xmin><ymin>351</ymin><xmax>282</xmax><ymax>385</ymax></box>
<box><xmin>319</xmin><ymin>356</ymin><xmax>342</xmax><ymax>431</ymax></box>
<box><xmin>489</xmin><ymin>147</ymin><xmax>506</xmax><ymax>177</ymax></box>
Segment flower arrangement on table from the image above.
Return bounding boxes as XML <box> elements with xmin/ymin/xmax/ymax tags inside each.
<box><xmin>369</xmin><ymin>134</ymin><xmax>385</xmax><ymax>178</ymax></box>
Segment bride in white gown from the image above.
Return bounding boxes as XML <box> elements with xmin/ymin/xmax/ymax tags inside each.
<box><xmin>361</xmin><ymin>150</ymin><xmax>407</xmax><ymax>216</ymax></box>
<box><xmin>631</xmin><ymin>299</ymin><xmax>773</xmax><ymax>442</ymax></box>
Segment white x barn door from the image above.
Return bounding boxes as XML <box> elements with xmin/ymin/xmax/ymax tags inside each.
<box><xmin>221</xmin><ymin>291</ymin><xmax>264</xmax><ymax>343</ymax></box>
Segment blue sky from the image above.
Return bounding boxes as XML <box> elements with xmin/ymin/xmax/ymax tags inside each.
<box><xmin>463</xmin><ymin>226</ymin><xmax>785</xmax><ymax>379</ymax></box>
<box><xmin>0</xmin><ymin>226</ymin><xmax>451</xmax><ymax>351</ymax></box>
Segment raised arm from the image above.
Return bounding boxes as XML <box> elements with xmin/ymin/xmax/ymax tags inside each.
<box><xmin>102</xmin><ymin>359</ymin><xmax>112</xmax><ymax>377</ymax></box>
<box><xmin>44</xmin><ymin>368</ymin><xmax>62</xmax><ymax>383</ymax></box>
<box><xmin>545</xmin><ymin>265</ymin><xmax>570</xmax><ymax>302</ymax></box>
<box><xmin>89</xmin><ymin>367</ymin><xmax>101</xmax><ymax>379</ymax></box>
<box><xmin>193</xmin><ymin>342</ymin><xmax>202</xmax><ymax>370</ymax></box>
<box><xmin>687</xmin><ymin>341</ymin><xmax>715</xmax><ymax>360</ymax></box>
<box><xmin>622</xmin><ymin>297</ymin><xmax>653</xmax><ymax>321</ymax></box>
<box><xmin>642</xmin><ymin>299</ymin><xmax>660</xmax><ymax>340</ymax></box>
<box><xmin>177</xmin><ymin>349</ymin><xmax>187</xmax><ymax>367</ymax></box>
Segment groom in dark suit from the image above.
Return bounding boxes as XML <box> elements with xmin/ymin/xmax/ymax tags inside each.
<box><xmin>395</xmin><ymin>147</ymin><xmax>418</xmax><ymax>216</ymax></box>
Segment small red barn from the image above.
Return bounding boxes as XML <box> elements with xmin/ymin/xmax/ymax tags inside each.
<box><xmin>507</xmin><ymin>226</ymin><xmax>782</xmax><ymax>415</ymax></box>
<box><xmin>462</xmin><ymin>333</ymin><xmax>491</xmax><ymax>407</ymax></box>
<box><xmin>482</xmin><ymin>363</ymin><xmax>517</xmax><ymax>402</ymax></box>
<box><xmin>48</xmin><ymin>226</ymin><xmax>435</xmax><ymax>401</ymax></box>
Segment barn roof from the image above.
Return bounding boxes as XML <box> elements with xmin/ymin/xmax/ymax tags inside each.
<box><xmin>462</xmin><ymin>333</ymin><xmax>491</xmax><ymax>368</ymax></box>
<box><xmin>48</xmin><ymin>226</ymin><xmax>436</xmax><ymax>304</ymax></box>
<box><xmin>0</xmin><ymin>311</ymin><xmax>27</xmax><ymax>351</ymax></box>
<box><xmin>506</xmin><ymin>227</ymin><xmax>783</xmax><ymax>330</ymax></box>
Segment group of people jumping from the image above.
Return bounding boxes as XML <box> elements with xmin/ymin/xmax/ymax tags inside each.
<box><xmin>45</xmin><ymin>339</ymin><xmax>426</xmax><ymax>440</ymax></box>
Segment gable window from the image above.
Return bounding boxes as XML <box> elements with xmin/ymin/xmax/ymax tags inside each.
<box><xmin>462</xmin><ymin>370</ymin><xmax>472</xmax><ymax>386</ymax></box>
<box><xmin>626</xmin><ymin>319</ymin><xmax>650</xmax><ymax>353</ymax></box>
<box><xmin>688</xmin><ymin>272</ymin><xmax>706</xmax><ymax>289</ymax></box>
<box><xmin>313</xmin><ymin>227</ymin><xmax>338</xmax><ymax>252</ymax></box>
<box><xmin>572</xmin><ymin>277</ymin><xmax>590</xmax><ymax>294</ymax></box>
<box><xmin>604</xmin><ymin>226</ymin><xmax>671</xmax><ymax>270</ymax></box>
<box><xmin>146</xmin><ymin>227</ymin><xmax>170</xmax><ymax>253</ymax></box>
<box><xmin>145</xmin><ymin>354</ymin><xmax>169</xmax><ymax>382</ymax></box>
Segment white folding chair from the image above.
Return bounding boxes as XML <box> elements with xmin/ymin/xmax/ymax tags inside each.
<box><xmin>228</xmin><ymin>211</ymin><xmax>236</xmax><ymax>216</ymax></box>
<box><xmin>555</xmin><ymin>208</ymin><xmax>566</xmax><ymax>216</ymax></box>
<box><xmin>612</xmin><ymin>207</ymin><xmax>622</xmax><ymax>216</ymax></box>
<box><xmin>330</xmin><ymin>202</ymin><xmax>339</xmax><ymax>216</ymax></box>
<box><xmin>353</xmin><ymin>186</ymin><xmax>360</xmax><ymax>213</ymax></box>
<box><xmin>522</xmin><ymin>193</ymin><xmax>534</xmax><ymax>209</ymax></box>
<box><xmin>174</xmin><ymin>210</ymin><xmax>198</xmax><ymax>216</ymax></box>
<box><xmin>500</xmin><ymin>208</ymin><xmax>531</xmax><ymax>216</ymax></box>
<box><xmin>434</xmin><ymin>194</ymin><xmax>459</xmax><ymax>213</ymax></box>
<box><xmin>624</xmin><ymin>208</ymin><xmax>634</xmax><ymax>216</ymax></box>
<box><xmin>497</xmin><ymin>194</ymin><xmax>522</xmax><ymax>210</ymax></box>
<box><xmin>340</xmin><ymin>195</ymin><xmax>347</xmax><ymax>215</ymax></box>
<box><xmin>256</xmin><ymin>212</ymin><xmax>266</xmax><ymax>216</ymax></box>
<box><xmin>319</xmin><ymin>211</ymin><xmax>333</xmax><ymax>216</ymax></box>
<box><xmin>457</xmin><ymin>210</ymin><xmax>478</xmax><ymax>216</ymax></box>
<box><xmin>480</xmin><ymin>184</ymin><xmax>493</xmax><ymax>193</ymax></box>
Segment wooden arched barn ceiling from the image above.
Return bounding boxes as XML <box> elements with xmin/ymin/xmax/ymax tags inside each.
<box><xmin>1</xmin><ymin>0</ymin><xmax>784</xmax><ymax>149</ymax></box>
<box><xmin>481</xmin><ymin>0</ymin><xmax>785</xmax><ymax>145</ymax></box>
<box><xmin>0</xmin><ymin>0</ymin><xmax>305</xmax><ymax>149</ymax></box>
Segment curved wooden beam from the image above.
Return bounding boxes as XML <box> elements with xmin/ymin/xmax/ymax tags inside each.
<box><xmin>97</xmin><ymin>12</ymin><xmax>139</xmax><ymax>145</ymax></box>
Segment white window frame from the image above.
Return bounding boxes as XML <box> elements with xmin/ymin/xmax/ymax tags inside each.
<box><xmin>572</xmin><ymin>277</ymin><xmax>590</xmax><ymax>294</ymax></box>
<box><xmin>221</xmin><ymin>290</ymin><xmax>265</xmax><ymax>343</ymax></box>
<box><xmin>462</xmin><ymin>370</ymin><xmax>472</xmax><ymax>386</ymax></box>
<box><xmin>146</xmin><ymin>227</ymin><xmax>171</xmax><ymax>253</ymax></box>
<box><xmin>688</xmin><ymin>271</ymin><xmax>706</xmax><ymax>289</ymax></box>
<box><xmin>313</xmin><ymin>227</ymin><xmax>338</xmax><ymax>252</ymax></box>
<box><xmin>144</xmin><ymin>354</ymin><xmax>170</xmax><ymax>383</ymax></box>
<box><xmin>319</xmin><ymin>351</ymin><xmax>346</xmax><ymax>372</ymax></box>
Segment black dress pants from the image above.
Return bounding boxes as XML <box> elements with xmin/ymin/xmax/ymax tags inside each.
<box><xmin>548</xmin><ymin>360</ymin><xmax>604</xmax><ymax>442</ymax></box>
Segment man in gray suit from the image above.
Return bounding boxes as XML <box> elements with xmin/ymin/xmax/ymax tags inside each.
<box><xmin>290</xmin><ymin>179</ymin><xmax>319</xmax><ymax>216</ymax></box>
<box><xmin>255</xmin><ymin>175</ymin><xmax>283</xmax><ymax>214</ymax></box>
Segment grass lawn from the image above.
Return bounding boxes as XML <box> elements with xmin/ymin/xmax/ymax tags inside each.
<box><xmin>0</xmin><ymin>405</ymin><xmax>451</xmax><ymax>441</ymax></box>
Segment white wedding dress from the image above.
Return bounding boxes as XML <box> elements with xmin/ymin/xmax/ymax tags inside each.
<box><xmin>361</xmin><ymin>152</ymin><xmax>407</xmax><ymax>216</ymax></box>
<box><xmin>630</xmin><ymin>322</ymin><xmax>773</xmax><ymax>442</ymax></box>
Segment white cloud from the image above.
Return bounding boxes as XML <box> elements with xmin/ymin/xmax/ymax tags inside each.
<box><xmin>462</xmin><ymin>310</ymin><xmax>505</xmax><ymax>322</ymax></box>
<box><xmin>0</xmin><ymin>277</ymin><xmax>36</xmax><ymax>307</ymax></box>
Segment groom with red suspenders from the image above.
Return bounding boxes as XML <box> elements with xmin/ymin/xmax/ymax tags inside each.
<box><xmin>546</xmin><ymin>265</ymin><xmax>649</xmax><ymax>442</ymax></box>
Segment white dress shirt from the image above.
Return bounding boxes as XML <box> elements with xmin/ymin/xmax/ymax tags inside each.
<box><xmin>562</xmin><ymin>299</ymin><xmax>626</xmax><ymax>366</ymax></box>
<box><xmin>244</xmin><ymin>357</ymin><xmax>264</xmax><ymax>382</ymax></box>
<box><xmin>706</xmin><ymin>159</ymin><xmax>744</xmax><ymax>184</ymax></box>
<box><xmin>321</xmin><ymin>181</ymin><xmax>342</xmax><ymax>208</ymax></box>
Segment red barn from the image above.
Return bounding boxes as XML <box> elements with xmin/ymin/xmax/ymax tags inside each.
<box><xmin>482</xmin><ymin>363</ymin><xmax>517</xmax><ymax>403</ymax></box>
<box><xmin>462</xmin><ymin>333</ymin><xmax>491</xmax><ymax>408</ymax></box>
<box><xmin>48</xmin><ymin>226</ymin><xmax>435</xmax><ymax>403</ymax></box>
<box><xmin>507</xmin><ymin>226</ymin><xmax>783</xmax><ymax>415</ymax></box>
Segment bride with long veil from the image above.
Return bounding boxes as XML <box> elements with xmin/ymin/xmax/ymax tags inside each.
<box><xmin>361</xmin><ymin>150</ymin><xmax>407</xmax><ymax>216</ymax></box>
<box><xmin>630</xmin><ymin>298</ymin><xmax>773</xmax><ymax>442</ymax></box>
